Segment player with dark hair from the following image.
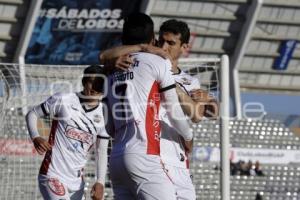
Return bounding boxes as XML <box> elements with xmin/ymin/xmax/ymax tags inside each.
<box><xmin>101</xmin><ymin>18</ymin><xmax>218</xmax><ymax>200</ymax></box>
<box><xmin>159</xmin><ymin>19</ymin><xmax>190</xmax><ymax>47</ymax></box>
<box><xmin>158</xmin><ymin>19</ymin><xmax>205</xmax><ymax>200</ymax></box>
<box><xmin>104</xmin><ymin>13</ymin><xmax>193</xmax><ymax>200</ymax></box>
<box><xmin>121</xmin><ymin>12</ymin><xmax>155</xmax><ymax>45</ymax></box>
<box><xmin>26</xmin><ymin>65</ymin><xmax>109</xmax><ymax>200</ymax></box>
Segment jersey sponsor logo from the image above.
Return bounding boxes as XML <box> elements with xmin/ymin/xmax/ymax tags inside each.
<box><xmin>48</xmin><ymin>178</ymin><xmax>65</xmax><ymax>196</ymax></box>
<box><xmin>65</xmin><ymin>125</ymin><xmax>93</xmax><ymax>144</ymax></box>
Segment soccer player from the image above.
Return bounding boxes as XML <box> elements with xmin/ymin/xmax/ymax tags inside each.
<box><xmin>100</xmin><ymin>19</ymin><xmax>218</xmax><ymax>200</ymax></box>
<box><xmin>103</xmin><ymin>13</ymin><xmax>193</xmax><ymax>200</ymax></box>
<box><xmin>158</xmin><ymin>19</ymin><xmax>215</xmax><ymax>200</ymax></box>
<box><xmin>25</xmin><ymin>65</ymin><xmax>109</xmax><ymax>200</ymax></box>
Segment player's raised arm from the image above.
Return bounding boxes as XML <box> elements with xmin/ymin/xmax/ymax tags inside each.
<box><xmin>99</xmin><ymin>44</ymin><xmax>168</xmax><ymax>71</ymax></box>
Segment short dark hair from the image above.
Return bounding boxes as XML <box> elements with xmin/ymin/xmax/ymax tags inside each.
<box><xmin>122</xmin><ymin>12</ymin><xmax>154</xmax><ymax>45</ymax></box>
<box><xmin>82</xmin><ymin>65</ymin><xmax>106</xmax><ymax>93</ymax></box>
<box><xmin>159</xmin><ymin>19</ymin><xmax>190</xmax><ymax>44</ymax></box>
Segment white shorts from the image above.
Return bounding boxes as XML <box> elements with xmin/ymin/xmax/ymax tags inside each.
<box><xmin>109</xmin><ymin>154</ymin><xmax>177</xmax><ymax>200</ymax></box>
<box><xmin>38</xmin><ymin>174</ymin><xmax>84</xmax><ymax>200</ymax></box>
<box><xmin>164</xmin><ymin>165</ymin><xmax>196</xmax><ymax>200</ymax></box>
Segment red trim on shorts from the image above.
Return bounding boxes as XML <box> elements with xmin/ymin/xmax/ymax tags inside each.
<box><xmin>39</xmin><ymin>120</ymin><xmax>58</xmax><ymax>175</ymax></box>
<box><xmin>185</xmin><ymin>151</ymin><xmax>190</xmax><ymax>169</ymax></box>
<box><xmin>145</xmin><ymin>81</ymin><xmax>161</xmax><ymax>155</ymax></box>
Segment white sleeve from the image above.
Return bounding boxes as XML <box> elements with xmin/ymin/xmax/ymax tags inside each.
<box><xmin>40</xmin><ymin>93</ymin><xmax>63</xmax><ymax>117</ymax></box>
<box><xmin>156</xmin><ymin>59</ymin><xmax>176</xmax><ymax>89</ymax></box>
<box><xmin>25</xmin><ymin>93</ymin><xmax>62</xmax><ymax>140</ymax></box>
<box><xmin>191</xmin><ymin>77</ymin><xmax>201</xmax><ymax>90</ymax></box>
<box><xmin>26</xmin><ymin>106</ymin><xmax>43</xmax><ymax>140</ymax></box>
<box><xmin>102</xmin><ymin>98</ymin><xmax>115</xmax><ymax>138</ymax></box>
<box><xmin>156</xmin><ymin>59</ymin><xmax>193</xmax><ymax>141</ymax></box>
<box><xmin>97</xmin><ymin>123</ymin><xmax>110</xmax><ymax>139</ymax></box>
<box><xmin>95</xmin><ymin>137</ymin><xmax>109</xmax><ymax>184</ymax></box>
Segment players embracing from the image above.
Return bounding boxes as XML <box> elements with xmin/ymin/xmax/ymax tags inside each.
<box><xmin>26</xmin><ymin>12</ymin><xmax>218</xmax><ymax>200</ymax></box>
<box><xmin>100</xmin><ymin>13</ymin><xmax>218</xmax><ymax>200</ymax></box>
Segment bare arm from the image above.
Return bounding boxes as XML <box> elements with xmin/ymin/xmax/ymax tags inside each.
<box><xmin>99</xmin><ymin>45</ymin><xmax>143</xmax><ymax>62</ymax></box>
<box><xmin>175</xmin><ymin>85</ymin><xmax>205</xmax><ymax>123</ymax></box>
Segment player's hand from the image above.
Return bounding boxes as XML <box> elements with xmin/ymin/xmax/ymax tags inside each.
<box><xmin>32</xmin><ymin>137</ymin><xmax>52</xmax><ymax>155</ymax></box>
<box><xmin>140</xmin><ymin>44</ymin><xmax>169</xmax><ymax>59</ymax></box>
<box><xmin>115</xmin><ymin>55</ymin><xmax>134</xmax><ymax>71</ymax></box>
<box><xmin>190</xmin><ymin>89</ymin><xmax>219</xmax><ymax>118</ymax></box>
<box><xmin>204</xmin><ymin>99</ymin><xmax>219</xmax><ymax>119</ymax></box>
<box><xmin>183</xmin><ymin>139</ymin><xmax>194</xmax><ymax>153</ymax></box>
<box><xmin>91</xmin><ymin>182</ymin><xmax>104</xmax><ymax>200</ymax></box>
<box><xmin>190</xmin><ymin>89</ymin><xmax>211</xmax><ymax>102</ymax></box>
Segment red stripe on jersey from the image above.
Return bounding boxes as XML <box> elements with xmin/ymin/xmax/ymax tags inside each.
<box><xmin>145</xmin><ymin>81</ymin><xmax>161</xmax><ymax>155</ymax></box>
<box><xmin>39</xmin><ymin>120</ymin><xmax>58</xmax><ymax>175</ymax></box>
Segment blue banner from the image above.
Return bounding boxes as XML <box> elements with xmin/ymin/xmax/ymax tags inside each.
<box><xmin>25</xmin><ymin>0</ymin><xmax>144</xmax><ymax>65</ymax></box>
<box><xmin>273</xmin><ymin>40</ymin><xmax>298</xmax><ymax>70</ymax></box>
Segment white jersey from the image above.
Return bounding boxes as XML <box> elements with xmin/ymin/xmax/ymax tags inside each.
<box><xmin>160</xmin><ymin>69</ymin><xmax>200</xmax><ymax>168</ymax></box>
<box><xmin>38</xmin><ymin>92</ymin><xmax>109</xmax><ymax>190</ymax></box>
<box><xmin>106</xmin><ymin>52</ymin><xmax>177</xmax><ymax>157</ymax></box>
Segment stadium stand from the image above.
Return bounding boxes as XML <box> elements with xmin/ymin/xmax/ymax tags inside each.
<box><xmin>148</xmin><ymin>0</ymin><xmax>300</xmax><ymax>93</ymax></box>
<box><xmin>1</xmin><ymin>105</ymin><xmax>300</xmax><ymax>199</ymax></box>
<box><xmin>0</xmin><ymin>0</ymin><xmax>29</xmax><ymax>63</ymax></box>
<box><xmin>190</xmin><ymin>118</ymin><xmax>300</xmax><ymax>200</ymax></box>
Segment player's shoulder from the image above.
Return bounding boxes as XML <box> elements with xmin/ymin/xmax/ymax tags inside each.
<box><xmin>177</xmin><ymin>69</ymin><xmax>195</xmax><ymax>81</ymax></box>
<box><xmin>132</xmin><ymin>52</ymin><xmax>171</xmax><ymax>65</ymax></box>
<box><xmin>175</xmin><ymin>69</ymin><xmax>200</xmax><ymax>89</ymax></box>
<box><xmin>48</xmin><ymin>92</ymin><xmax>76</xmax><ymax>102</ymax></box>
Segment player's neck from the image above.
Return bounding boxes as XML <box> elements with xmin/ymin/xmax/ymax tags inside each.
<box><xmin>83</xmin><ymin>102</ymin><xmax>99</xmax><ymax>109</ymax></box>
<box><xmin>81</xmin><ymin>100</ymin><xmax>100</xmax><ymax>112</ymax></box>
<box><xmin>172</xmin><ymin>67</ymin><xmax>181</xmax><ymax>75</ymax></box>
<box><xmin>171</xmin><ymin>59</ymin><xmax>180</xmax><ymax>74</ymax></box>
<box><xmin>78</xmin><ymin>92</ymin><xmax>100</xmax><ymax>108</ymax></box>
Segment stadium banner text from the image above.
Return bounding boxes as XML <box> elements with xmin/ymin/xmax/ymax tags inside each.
<box><xmin>25</xmin><ymin>0</ymin><xmax>145</xmax><ymax>65</ymax></box>
<box><xmin>193</xmin><ymin>146</ymin><xmax>300</xmax><ymax>164</ymax></box>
